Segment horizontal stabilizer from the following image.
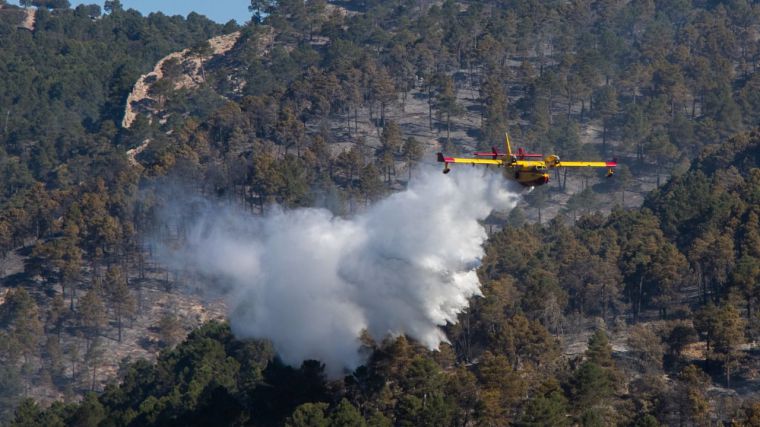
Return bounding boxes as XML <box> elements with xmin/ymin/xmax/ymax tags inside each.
<box><xmin>473</xmin><ymin>151</ymin><xmax>507</xmax><ymax>157</ymax></box>
<box><xmin>474</xmin><ymin>146</ymin><xmax>505</xmax><ymax>159</ymax></box>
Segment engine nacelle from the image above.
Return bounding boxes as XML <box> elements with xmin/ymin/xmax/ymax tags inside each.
<box><xmin>544</xmin><ymin>154</ymin><xmax>560</xmax><ymax>166</ymax></box>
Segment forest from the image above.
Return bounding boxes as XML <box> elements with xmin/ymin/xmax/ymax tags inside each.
<box><xmin>2</xmin><ymin>0</ymin><xmax>760</xmax><ymax>425</ymax></box>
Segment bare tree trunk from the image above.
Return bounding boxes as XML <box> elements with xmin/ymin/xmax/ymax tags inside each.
<box><xmin>446</xmin><ymin>113</ymin><xmax>451</xmax><ymax>145</ymax></box>
<box><xmin>428</xmin><ymin>101</ymin><xmax>433</xmax><ymax>130</ymax></box>
<box><xmin>726</xmin><ymin>355</ymin><xmax>731</xmax><ymax>387</ymax></box>
<box><xmin>91</xmin><ymin>363</ymin><xmax>97</xmax><ymax>391</ymax></box>
<box><xmin>637</xmin><ymin>275</ymin><xmax>644</xmax><ymax>322</ymax></box>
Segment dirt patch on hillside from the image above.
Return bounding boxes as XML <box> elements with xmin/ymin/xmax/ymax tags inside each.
<box><xmin>122</xmin><ymin>31</ymin><xmax>242</xmax><ymax>129</ymax></box>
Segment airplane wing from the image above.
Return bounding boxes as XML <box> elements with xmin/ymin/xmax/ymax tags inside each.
<box><xmin>437</xmin><ymin>154</ymin><xmax>504</xmax><ymax>166</ymax></box>
<box><xmin>555</xmin><ymin>161</ymin><xmax>617</xmax><ymax>168</ymax></box>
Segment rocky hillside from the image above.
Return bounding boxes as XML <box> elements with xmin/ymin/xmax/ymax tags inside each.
<box><xmin>122</xmin><ymin>31</ymin><xmax>245</xmax><ymax>129</ymax></box>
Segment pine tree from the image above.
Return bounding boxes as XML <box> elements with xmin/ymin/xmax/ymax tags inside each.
<box><xmin>285</xmin><ymin>402</ymin><xmax>329</xmax><ymax>427</ymax></box>
<box><xmin>434</xmin><ymin>75</ymin><xmax>464</xmax><ymax>147</ymax></box>
<box><xmin>157</xmin><ymin>314</ymin><xmax>185</xmax><ymax>349</ymax></box>
<box><xmin>711</xmin><ymin>304</ymin><xmax>745</xmax><ymax>387</ymax></box>
<box><xmin>330</xmin><ymin>399</ymin><xmax>366</xmax><ymax>427</ymax></box>
<box><xmin>77</xmin><ymin>286</ymin><xmax>106</xmax><ymax>349</ymax></box>
<box><xmin>105</xmin><ymin>267</ymin><xmax>136</xmax><ymax>342</ymax></box>
<box><xmin>586</xmin><ymin>329</ymin><xmax>613</xmax><ymax>368</ymax></box>
<box><xmin>401</xmin><ymin>137</ymin><xmax>422</xmax><ymax>180</ymax></box>
<box><xmin>0</xmin><ymin>288</ymin><xmax>43</xmax><ymax>363</ymax></box>
<box><xmin>47</xmin><ymin>293</ymin><xmax>66</xmax><ymax>343</ymax></box>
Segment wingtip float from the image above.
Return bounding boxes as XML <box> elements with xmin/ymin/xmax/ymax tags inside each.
<box><xmin>437</xmin><ymin>133</ymin><xmax>617</xmax><ymax>187</ymax></box>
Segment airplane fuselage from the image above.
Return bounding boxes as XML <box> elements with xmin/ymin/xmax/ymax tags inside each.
<box><xmin>506</xmin><ymin>164</ymin><xmax>550</xmax><ymax>187</ymax></box>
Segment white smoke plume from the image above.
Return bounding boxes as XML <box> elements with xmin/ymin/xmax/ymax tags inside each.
<box><xmin>162</xmin><ymin>167</ymin><xmax>518</xmax><ymax>376</ymax></box>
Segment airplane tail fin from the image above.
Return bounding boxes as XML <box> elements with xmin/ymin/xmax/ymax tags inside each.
<box><xmin>505</xmin><ymin>132</ymin><xmax>513</xmax><ymax>157</ymax></box>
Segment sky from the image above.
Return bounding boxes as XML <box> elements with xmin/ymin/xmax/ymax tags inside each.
<box><xmin>7</xmin><ymin>0</ymin><xmax>251</xmax><ymax>24</ymax></box>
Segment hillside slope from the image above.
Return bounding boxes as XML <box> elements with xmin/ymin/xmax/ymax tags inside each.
<box><xmin>4</xmin><ymin>1</ymin><xmax>760</xmax><ymax>424</ymax></box>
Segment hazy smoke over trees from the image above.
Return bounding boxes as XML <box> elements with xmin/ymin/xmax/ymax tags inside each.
<box><xmin>160</xmin><ymin>168</ymin><xmax>518</xmax><ymax>376</ymax></box>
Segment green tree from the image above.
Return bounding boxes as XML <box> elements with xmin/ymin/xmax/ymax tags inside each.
<box><xmin>276</xmin><ymin>105</ymin><xmax>306</xmax><ymax>157</ymax></box>
<box><xmin>593</xmin><ymin>86</ymin><xmax>619</xmax><ymax>153</ymax></box>
<box><xmin>609</xmin><ymin>163</ymin><xmax>632</xmax><ymax>205</ymax></box>
<box><xmin>586</xmin><ymin>329</ymin><xmax>613</xmax><ymax>368</ymax></box>
<box><xmin>378</xmin><ymin>121</ymin><xmax>402</xmax><ymax>183</ymax></box>
<box><xmin>526</xmin><ymin>185</ymin><xmax>549</xmax><ymax>224</ymax></box>
<box><xmin>77</xmin><ymin>286</ymin><xmax>107</xmax><ymax>349</ymax></box>
<box><xmin>157</xmin><ymin>314</ymin><xmax>185</xmax><ymax>349</ymax></box>
<box><xmin>278</xmin><ymin>155</ymin><xmax>312</xmax><ymax>208</ymax></box>
<box><xmin>434</xmin><ymin>75</ymin><xmax>464</xmax><ymax>147</ymax></box>
<box><xmin>105</xmin><ymin>266</ymin><xmax>136</xmax><ymax>342</ymax></box>
<box><xmin>517</xmin><ymin>378</ymin><xmax>570</xmax><ymax>426</ymax></box>
<box><xmin>251</xmin><ymin>149</ymin><xmax>284</xmax><ymax>211</ymax></box>
<box><xmin>285</xmin><ymin>402</ymin><xmax>329</xmax><ymax>427</ymax></box>
<box><xmin>627</xmin><ymin>324</ymin><xmax>664</xmax><ymax>373</ymax></box>
<box><xmin>666</xmin><ymin>323</ymin><xmax>697</xmax><ymax>362</ymax></box>
<box><xmin>103</xmin><ymin>0</ymin><xmax>122</xmax><ymax>13</ymax></box>
<box><xmin>0</xmin><ymin>288</ymin><xmax>43</xmax><ymax>363</ymax></box>
<box><xmin>688</xmin><ymin>229</ymin><xmax>735</xmax><ymax>303</ymax></box>
<box><xmin>83</xmin><ymin>337</ymin><xmax>105</xmax><ymax>391</ymax></box>
<box><xmin>401</xmin><ymin>137</ymin><xmax>423</xmax><ymax>180</ymax></box>
<box><xmin>675</xmin><ymin>365</ymin><xmax>711</xmax><ymax>424</ymax></box>
<box><xmin>445</xmin><ymin>367</ymin><xmax>479</xmax><ymax>427</ymax></box>
<box><xmin>395</xmin><ymin>357</ymin><xmax>452</xmax><ymax>427</ymax></box>
<box><xmin>480</xmin><ymin>72</ymin><xmax>509</xmax><ymax>145</ymax></box>
<box><xmin>0</xmin><ymin>220</ymin><xmax>12</xmax><ymax>258</ymax></box>
<box><xmin>570</xmin><ymin>361</ymin><xmax>612</xmax><ymax>412</ymax></box>
<box><xmin>617</xmin><ymin>212</ymin><xmax>686</xmax><ymax>321</ymax></box>
<box><xmin>330</xmin><ymin>399</ymin><xmax>365</xmax><ymax>427</ymax></box>
<box><xmin>249</xmin><ymin>0</ymin><xmax>275</xmax><ymax>24</ymax></box>
<box><xmin>645</xmin><ymin>131</ymin><xmax>679</xmax><ymax>187</ymax></box>
<box><xmin>335</xmin><ymin>146</ymin><xmax>364</xmax><ymax>189</ymax></box>
<box><xmin>475</xmin><ymin>351</ymin><xmax>527</xmax><ymax>423</ymax></box>
<box><xmin>732</xmin><ymin>255</ymin><xmax>760</xmax><ymax>321</ymax></box>
<box><xmin>694</xmin><ymin>303</ymin><xmax>719</xmax><ymax>352</ymax></box>
<box><xmin>68</xmin><ymin>392</ymin><xmax>106</xmax><ymax>427</ymax></box>
<box><xmin>44</xmin><ymin>335</ymin><xmax>65</xmax><ymax>384</ymax></box>
<box><xmin>149</xmin><ymin>78</ymin><xmax>174</xmax><ymax>108</ymax></box>
<box><xmin>357</xmin><ymin>164</ymin><xmax>384</xmax><ymax>205</ymax></box>
<box><xmin>711</xmin><ymin>303</ymin><xmax>745</xmax><ymax>387</ymax></box>
<box><xmin>0</xmin><ymin>364</ymin><xmax>22</xmax><ymax>423</ymax></box>
<box><xmin>47</xmin><ymin>293</ymin><xmax>66</xmax><ymax>343</ymax></box>
<box><xmin>191</xmin><ymin>40</ymin><xmax>213</xmax><ymax>82</ymax></box>
<box><xmin>369</xmin><ymin>65</ymin><xmax>396</xmax><ymax>126</ymax></box>
<box><xmin>10</xmin><ymin>398</ymin><xmax>42</xmax><ymax>427</ymax></box>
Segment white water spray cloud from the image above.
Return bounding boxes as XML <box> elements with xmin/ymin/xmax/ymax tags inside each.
<box><xmin>162</xmin><ymin>167</ymin><xmax>518</xmax><ymax>376</ymax></box>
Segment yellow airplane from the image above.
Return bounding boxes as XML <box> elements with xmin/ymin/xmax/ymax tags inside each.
<box><xmin>437</xmin><ymin>133</ymin><xmax>617</xmax><ymax>187</ymax></box>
